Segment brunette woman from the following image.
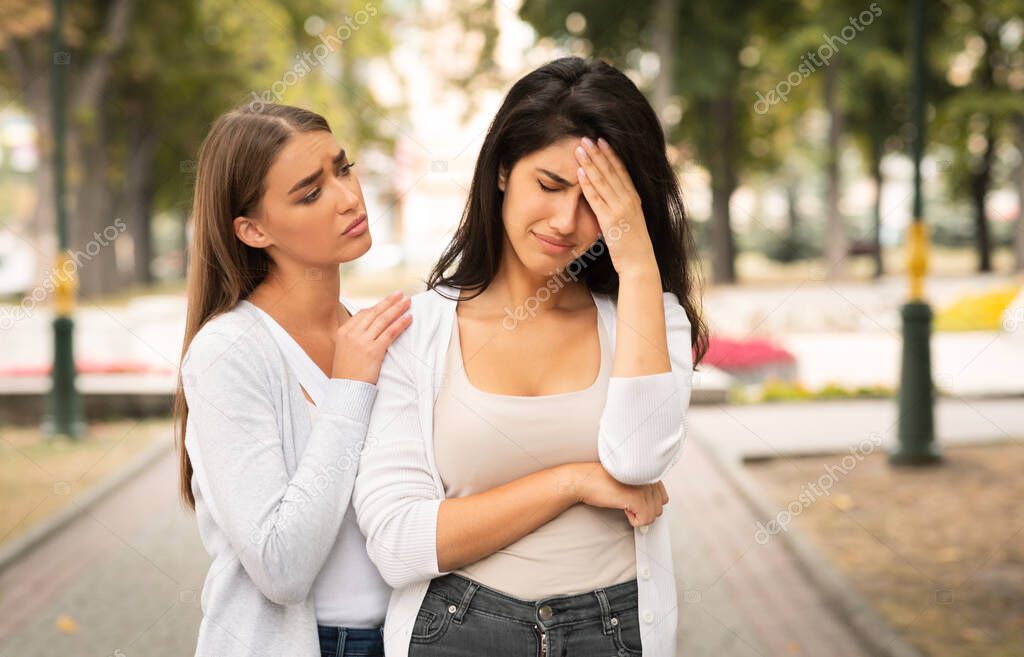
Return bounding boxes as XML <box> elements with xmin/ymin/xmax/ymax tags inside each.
<box><xmin>354</xmin><ymin>57</ymin><xmax>708</xmax><ymax>657</ymax></box>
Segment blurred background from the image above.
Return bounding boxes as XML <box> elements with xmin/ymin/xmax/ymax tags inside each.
<box><xmin>0</xmin><ymin>1</ymin><xmax>1022</xmax><ymax>656</ymax></box>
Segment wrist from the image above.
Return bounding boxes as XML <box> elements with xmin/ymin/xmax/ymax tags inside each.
<box><xmin>616</xmin><ymin>259</ymin><xmax>660</xmax><ymax>284</ymax></box>
<box><xmin>554</xmin><ymin>464</ymin><xmax>584</xmax><ymax>504</ymax></box>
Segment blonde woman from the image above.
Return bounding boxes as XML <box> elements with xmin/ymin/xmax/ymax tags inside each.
<box><xmin>354</xmin><ymin>57</ymin><xmax>707</xmax><ymax>657</ymax></box>
<box><xmin>175</xmin><ymin>103</ymin><xmax>408</xmax><ymax>657</ymax></box>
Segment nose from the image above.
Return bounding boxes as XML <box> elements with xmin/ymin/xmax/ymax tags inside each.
<box><xmin>331</xmin><ymin>174</ymin><xmax>360</xmax><ymax>214</ymax></box>
<box><xmin>547</xmin><ymin>191</ymin><xmax>584</xmax><ymax>236</ymax></box>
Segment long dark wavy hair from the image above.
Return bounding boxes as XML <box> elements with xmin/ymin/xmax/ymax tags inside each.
<box><xmin>427</xmin><ymin>56</ymin><xmax>708</xmax><ymax>365</ymax></box>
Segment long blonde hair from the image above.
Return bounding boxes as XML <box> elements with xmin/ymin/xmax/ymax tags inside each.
<box><xmin>174</xmin><ymin>103</ymin><xmax>332</xmax><ymax>509</ymax></box>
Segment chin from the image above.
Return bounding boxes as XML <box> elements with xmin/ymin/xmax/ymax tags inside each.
<box><xmin>339</xmin><ymin>235</ymin><xmax>372</xmax><ymax>264</ymax></box>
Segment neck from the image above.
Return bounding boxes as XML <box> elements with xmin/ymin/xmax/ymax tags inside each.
<box><xmin>249</xmin><ymin>262</ymin><xmax>344</xmax><ymax>333</ymax></box>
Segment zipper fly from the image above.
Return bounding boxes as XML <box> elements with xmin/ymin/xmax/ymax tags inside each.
<box><xmin>534</xmin><ymin>624</ymin><xmax>548</xmax><ymax>657</ymax></box>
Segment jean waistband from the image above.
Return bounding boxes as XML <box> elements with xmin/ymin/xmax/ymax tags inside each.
<box><xmin>426</xmin><ymin>573</ymin><xmax>639</xmax><ymax>630</ymax></box>
<box><xmin>316</xmin><ymin>625</ymin><xmax>383</xmax><ymax>640</ymax></box>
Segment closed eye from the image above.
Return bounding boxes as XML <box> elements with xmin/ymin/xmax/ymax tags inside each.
<box><xmin>538</xmin><ymin>180</ymin><xmax>560</xmax><ymax>193</ymax></box>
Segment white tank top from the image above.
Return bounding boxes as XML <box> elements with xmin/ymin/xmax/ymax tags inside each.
<box><xmin>246</xmin><ymin>298</ymin><xmax>389</xmax><ymax>627</ymax></box>
<box><xmin>432</xmin><ymin>313</ymin><xmax>636</xmax><ymax>599</ymax></box>
<box><xmin>306</xmin><ymin>401</ymin><xmax>390</xmax><ymax>627</ymax></box>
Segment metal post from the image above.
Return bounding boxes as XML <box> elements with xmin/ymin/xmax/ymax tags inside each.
<box><xmin>890</xmin><ymin>0</ymin><xmax>940</xmax><ymax>465</ymax></box>
<box><xmin>45</xmin><ymin>0</ymin><xmax>85</xmax><ymax>439</ymax></box>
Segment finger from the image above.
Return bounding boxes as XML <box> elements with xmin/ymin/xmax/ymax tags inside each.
<box><xmin>580</xmin><ymin>137</ymin><xmax>628</xmax><ymax>198</ymax></box>
<box><xmin>596</xmin><ymin>137</ymin><xmax>634</xmax><ymax>192</ymax></box>
<box><xmin>575</xmin><ymin>143</ymin><xmax>619</xmax><ymax>203</ymax></box>
<box><xmin>353</xmin><ymin>290</ymin><xmax>403</xmax><ymax>327</ymax></box>
<box><xmin>577</xmin><ymin>166</ymin><xmax>611</xmax><ymax>220</ymax></box>
<box><xmin>377</xmin><ymin>312</ymin><xmax>412</xmax><ymax>346</ymax></box>
<box><xmin>368</xmin><ymin>295</ymin><xmax>411</xmax><ymax>339</ymax></box>
<box><xmin>657</xmin><ymin>481</ymin><xmax>669</xmax><ymax>505</ymax></box>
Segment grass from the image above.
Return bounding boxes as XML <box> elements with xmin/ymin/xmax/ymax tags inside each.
<box><xmin>0</xmin><ymin>418</ymin><xmax>172</xmax><ymax>548</ymax></box>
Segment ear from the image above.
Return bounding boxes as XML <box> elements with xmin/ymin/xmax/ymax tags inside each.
<box><xmin>234</xmin><ymin>215</ymin><xmax>273</xmax><ymax>249</ymax></box>
<box><xmin>497</xmin><ymin>166</ymin><xmax>508</xmax><ymax>193</ymax></box>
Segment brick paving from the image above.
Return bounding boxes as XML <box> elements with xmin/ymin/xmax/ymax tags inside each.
<box><xmin>1</xmin><ymin>432</ymin><xmax>876</xmax><ymax>657</ymax></box>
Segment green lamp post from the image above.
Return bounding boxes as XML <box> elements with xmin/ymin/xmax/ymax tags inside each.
<box><xmin>44</xmin><ymin>0</ymin><xmax>85</xmax><ymax>439</ymax></box>
<box><xmin>890</xmin><ymin>0</ymin><xmax>941</xmax><ymax>466</ymax></box>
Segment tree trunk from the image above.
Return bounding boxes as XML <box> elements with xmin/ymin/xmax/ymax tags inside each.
<box><xmin>71</xmin><ymin>132</ymin><xmax>120</xmax><ymax>298</ymax></box>
<box><xmin>651</xmin><ymin>0</ymin><xmax>677</xmax><ymax>134</ymax></box>
<box><xmin>971</xmin><ymin>125</ymin><xmax>994</xmax><ymax>273</ymax></box>
<box><xmin>701</xmin><ymin>95</ymin><xmax>738</xmax><ymax>284</ymax></box>
<box><xmin>869</xmin><ymin>135</ymin><xmax>885</xmax><ymax>279</ymax></box>
<box><xmin>710</xmin><ymin>177</ymin><xmax>737</xmax><ymax>283</ymax></box>
<box><xmin>1014</xmin><ymin>115</ymin><xmax>1024</xmax><ymax>272</ymax></box>
<box><xmin>823</xmin><ymin>60</ymin><xmax>847</xmax><ymax>279</ymax></box>
<box><xmin>4</xmin><ymin>0</ymin><xmax>136</xmax><ymax>299</ymax></box>
<box><xmin>122</xmin><ymin>130</ymin><xmax>158</xmax><ymax>286</ymax></box>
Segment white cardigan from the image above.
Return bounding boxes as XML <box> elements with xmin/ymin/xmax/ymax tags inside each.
<box><xmin>353</xmin><ymin>284</ymin><xmax>693</xmax><ymax>657</ymax></box>
<box><xmin>182</xmin><ymin>298</ymin><xmax>378</xmax><ymax>657</ymax></box>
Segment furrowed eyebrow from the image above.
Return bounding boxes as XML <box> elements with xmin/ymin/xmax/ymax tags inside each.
<box><xmin>536</xmin><ymin>168</ymin><xmax>577</xmax><ymax>187</ymax></box>
<box><xmin>288</xmin><ymin>149</ymin><xmax>348</xmax><ymax>194</ymax></box>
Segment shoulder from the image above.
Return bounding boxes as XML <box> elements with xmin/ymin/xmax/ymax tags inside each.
<box><xmin>377</xmin><ymin>285</ymin><xmax>456</xmax><ymax>369</ymax></box>
<box><xmin>410</xmin><ymin>285</ymin><xmax>457</xmax><ymax>313</ymax></box>
<box><xmin>182</xmin><ymin>302</ymin><xmax>276</xmax><ymax>377</ymax></box>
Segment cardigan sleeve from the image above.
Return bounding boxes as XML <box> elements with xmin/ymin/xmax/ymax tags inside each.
<box><xmin>182</xmin><ymin>329</ymin><xmax>377</xmax><ymax>605</ymax></box>
<box><xmin>597</xmin><ymin>291</ymin><xmax>693</xmax><ymax>485</ymax></box>
<box><xmin>353</xmin><ymin>336</ymin><xmax>447</xmax><ymax>589</ymax></box>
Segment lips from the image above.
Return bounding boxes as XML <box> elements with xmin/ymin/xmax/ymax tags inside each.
<box><xmin>532</xmin><ymin>229</ymin><xmax>573</xmax><ymax>251</ymax></box>
<box><xmin>342</xmin><ymin>213</ymin><xmax>367</xmax><ymax>235</ymax></box>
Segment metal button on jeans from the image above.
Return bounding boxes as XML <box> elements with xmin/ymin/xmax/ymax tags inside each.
<box><xmin>538</xmin><ymin>605</ymin><xmax>553</xmax><ymax>620</ymax></box>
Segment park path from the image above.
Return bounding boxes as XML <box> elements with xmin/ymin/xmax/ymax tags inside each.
<box><xmin>0</xmin><ymin>420</ymin><xmax>887</xmax><ymax>657</ymax></box>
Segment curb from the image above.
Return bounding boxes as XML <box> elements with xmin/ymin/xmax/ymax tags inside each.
<box><xmin>0</xmin><ymin>438</ymin><xmax>173</xmax><ymax>574</ymax></box>
<box><xmin>700</xmin><ymin>442</ymin><xmax>926</xmax><ymax>657</ymax></box>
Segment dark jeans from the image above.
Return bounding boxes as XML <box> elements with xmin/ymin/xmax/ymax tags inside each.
<box><xmin>317</xmin><ymin>625</ymin><xmax>384</xmax><ymax>657</ymax></box>
<box><xmin>408</xmin><ymin>573</ymin><xmax>643</xmax><ymax>656</ymax></box>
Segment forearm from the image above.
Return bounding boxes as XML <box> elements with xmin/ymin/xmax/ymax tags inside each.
<box><xmin>613</xmin><ymin>264</ymin><xmax>669</xmax><ymax>376</ymax></box>
<box><xmin>436</xmin><ymin>464</ymin><xmax>578</xmax><ymax>572</ymax></box>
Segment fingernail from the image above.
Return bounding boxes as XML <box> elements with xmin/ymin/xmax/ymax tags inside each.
<box><xmin>597</xmin><ymin>137</ymin><xmax>609</xmax><ymax>150</ymax></box>
<box><xmin>577</xmin><ymin>167</ymin><xmax>587</xmax><ymax>180</ymax></box>
<box><xmin>581</xmin><ymin>137</ymin><xmax>595</xmax><ymax>149</ymax></box>
<box><xmin>575</xmin><ymin>146</ymin><xmax>588</xmax><ymax>160</ymax></box>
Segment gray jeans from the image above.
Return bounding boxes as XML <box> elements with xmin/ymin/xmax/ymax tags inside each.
<box><xmin>408</xmin><ymin>573</ymin><xmax>643</xmax><ymax>656</ymax></box>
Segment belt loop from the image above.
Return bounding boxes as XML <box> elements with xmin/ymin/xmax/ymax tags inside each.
<box><xmin>453</xmin><ymin>580</ymin><xmax>479</xmax><ymax>623</ymax></box>
<box><xmin>336</xmin><ymin>628</ymin><xmax>347</xmax><ymax>657</ymax></box>
<box><xmin>594</xmin><ymin>588</ymin><xmax>615</xmax><ymax>634</ymax></box>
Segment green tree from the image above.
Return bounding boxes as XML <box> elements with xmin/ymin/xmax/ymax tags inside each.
<box><xmin>933</xmin><ymin>0</ymin><xmax>1024</xmax><ymax>273</ymax></box>
<box><xmin>519</xmin><ymin>0</ymin><xmax>799</xmax><ymax>283</ymax></box>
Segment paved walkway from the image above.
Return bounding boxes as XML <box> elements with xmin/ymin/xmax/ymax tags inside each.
<box><xmin>0</xmin><ymin>421</ymin><xmax>883</xmax><ymax>657</ymax></box>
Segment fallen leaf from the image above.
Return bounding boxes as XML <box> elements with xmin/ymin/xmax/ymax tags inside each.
<box><xmin>56</xmin><ymin>614</ymin><xmax>78</xmax><ymax>634</ymax></box>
